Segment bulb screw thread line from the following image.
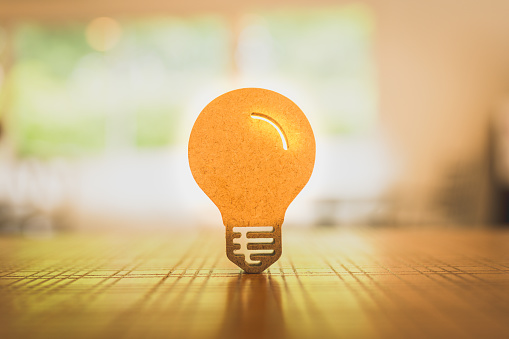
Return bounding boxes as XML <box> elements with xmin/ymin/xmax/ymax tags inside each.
<box><xmin>225</xmin><ymin>225</ymin><xmax>282</xmax><ymax>274</ymax></box>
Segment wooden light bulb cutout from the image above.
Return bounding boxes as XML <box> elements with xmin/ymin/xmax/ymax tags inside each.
<box><xmin>188</xmin><ymin>88</ymin><xmax>315</xmax><ymax>273</ymax></box>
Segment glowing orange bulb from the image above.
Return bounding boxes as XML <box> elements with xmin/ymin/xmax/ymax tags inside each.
<box><xmin>188</xmin><ymin>88</ymin><xmax>315</xmax><ymax>273</ymax></box>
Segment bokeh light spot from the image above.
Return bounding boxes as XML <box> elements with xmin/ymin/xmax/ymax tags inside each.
<box><xmin>86</xmin><ymin>17</ymin><xmax>122</xmax><ymax>52</ymax></box>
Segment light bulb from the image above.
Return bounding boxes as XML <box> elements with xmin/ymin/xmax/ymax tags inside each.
<box><xmin>188</xmin><ymin>88</ymin><xmax>315</xmax><ymax>273</ymax></box>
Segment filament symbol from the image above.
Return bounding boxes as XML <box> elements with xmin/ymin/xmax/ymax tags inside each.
<box><xmin>232</xmin><ymin>227</ymin><xmax>275</xmax><ymax>265</ymax></box>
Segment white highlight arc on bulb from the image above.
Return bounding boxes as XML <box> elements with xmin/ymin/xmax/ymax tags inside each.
<box><xmin>251</xmin><ymin>113</ymin><xmax>288</xmax><ymax>150</ymax></box>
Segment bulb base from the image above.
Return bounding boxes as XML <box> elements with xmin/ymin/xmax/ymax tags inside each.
<box><xmin>225</xmin><ymin>225</ymin><xmax>282</xmax><ymax>273</ymax></box>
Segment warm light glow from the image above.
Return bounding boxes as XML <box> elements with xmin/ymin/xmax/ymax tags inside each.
<box><xmin>0</xmin><ymin>65</ymin><xmax>4</xmax><ymax>90</ymax></box>
<box><xmin>86</xmin><ymin>17</ymin><xmax>122</xmax><ymax>52</ymax></box>
<box><xmin>251</xmin><ymin>113</ymin><xmax>288</xmax><ymax>150</ymax></box>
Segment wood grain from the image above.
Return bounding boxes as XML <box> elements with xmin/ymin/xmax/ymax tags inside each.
<box><xmin>1</xmin><ymin>227</ymin><xmax>508</xmax><ymax>339</ymax></box>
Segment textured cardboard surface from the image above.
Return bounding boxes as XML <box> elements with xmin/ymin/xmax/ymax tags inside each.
<box><xmin>188</xmin><ymin>88</ymin><xmax>315</xmax><ymax>272</ymax></box>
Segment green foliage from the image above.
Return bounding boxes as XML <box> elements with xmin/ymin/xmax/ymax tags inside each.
<box><xmin>7</xmin><ymin>8</ymin><xmax>375</xmax><ymax>158</ymax></box>
<box><xmin>9</xmin><ymin>16</ymin><xmax>229</xmax><ymax>158</ymax></box>
<box><xmin>135</xmin><ymin>107</ymin><xmax>179</xmax><ymax>148</ymax></box>
<box><xmin>249</xmin><ymin>4</ymin><xmax>377</xmax><ymax>135</ymax></box>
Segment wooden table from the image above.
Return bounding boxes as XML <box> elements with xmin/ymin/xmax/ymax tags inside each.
<box><xmin>1</xmin><ymin>227</ymin><xmax>508</xmax><ymax>338</ymax></box>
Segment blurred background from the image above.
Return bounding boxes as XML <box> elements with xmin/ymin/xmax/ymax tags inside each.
<box><xmin>1</xmin><ymin>0</ymin><xmax>509</xmax><ymax>237</ymax></box>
